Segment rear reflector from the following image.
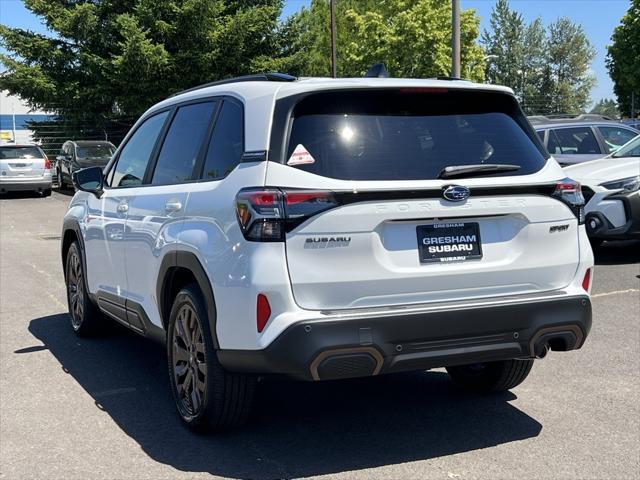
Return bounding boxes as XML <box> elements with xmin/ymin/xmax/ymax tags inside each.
<box><xmin>256</xmin><ymin>294</ymin><xmax>271</xmax><ymax>332</ymax></box>
<box><xmin>582</xmin><ymin>268</ymin><xmax>591</xmax><ymax>292</ymax></box>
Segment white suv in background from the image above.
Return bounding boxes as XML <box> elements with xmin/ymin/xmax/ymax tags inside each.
<box><xmin>62</xmin><ymin>73</ymin><xmax>594</xmax><ymax>432</ymax></box>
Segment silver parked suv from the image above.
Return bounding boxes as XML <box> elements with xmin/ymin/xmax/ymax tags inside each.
<box><xmin>0</xmin><ymin>143</ymin><xmax>52</xmax><ymax>196</ymax></box>
<box><xmin>62</xmin><ymin>73</ymin><xmax>594</xmax><ymax>432</ymax></box>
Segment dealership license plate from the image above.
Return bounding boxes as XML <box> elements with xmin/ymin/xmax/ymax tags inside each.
<box><xmin>417</xmin><ymin>222</ymin><xmax>482</xmax><ymax>263</ymax></box>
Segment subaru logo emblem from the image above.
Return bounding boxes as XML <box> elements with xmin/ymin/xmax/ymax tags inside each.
<box><xmin>442</xmin><ymin>185</ymin><xmax>470</xmax><ymax>202</ymax></box>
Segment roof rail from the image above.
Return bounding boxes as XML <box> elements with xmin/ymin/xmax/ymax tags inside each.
<box><xmin>171</xmin><ymin>72</ymin><xmax>297</xmax><ymax>97</ymax></box>
<box><xmin>528</xmin><ymin>113</ymin><xmax>616</xmax><ymax>125</ymax></box>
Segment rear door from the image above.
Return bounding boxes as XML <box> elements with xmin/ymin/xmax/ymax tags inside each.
<box><xmin>266</xmin><ymin>88</ymin><xmax>581</xmax><ymax>311</ymax></box>
<box><xmin>0</xmin><ymin>145</ymin><xmax>45</xmax><ymax>179</ymax></box>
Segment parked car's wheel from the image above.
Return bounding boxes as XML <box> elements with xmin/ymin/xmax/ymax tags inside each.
<box><xmin>41</xmin><ymin>188</ymin><xmax>51</xmax><ymax>197</ymax></box>
<box><xmin>446</xmin><ymin>359</ymin><xmax>534</xmax><ymax>393</ymax></box>
<box><xmin>65</xmin><ymin>241</ymin><xmax>102</xmax><ymax>336</ymax></box>
<box><xmin>167</xmin><ymin>284</ymin><xmax>256</xmax><ymax>432</ymax></box>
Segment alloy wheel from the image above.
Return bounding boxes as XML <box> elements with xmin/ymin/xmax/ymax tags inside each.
<box><xmin>172</xmin><ymin>304</ymin><xmax>207</xmax><ymax>417</ymax></box>
<box><xmin>67</xmin><ymin>250</ymin><xmax>84</xmax><ymax>329</ymax></box>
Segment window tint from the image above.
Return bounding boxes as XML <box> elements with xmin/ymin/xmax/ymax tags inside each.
<box><xmin>110</xmin><ymin>111</ymin><xmax>169</xmax><ymax>187</ymax></box>
<box><xmin>76</xmin><ymin>144</ymin><xmax>116</xmax><ymax>158</ymax></box>
<box><xmin>597</xmin><ymin>126</ymin><xmax>638</xmax><ymax>153</ymax></box>
<box><xmin>284</xmin><ymin>90</ymin><xmax>545</xmax><ymax>180</ymax></box>
<box><xmin>151</xmin><ymin>101</ymin><xmax>216</xmax><ymax>185</ymax></box>
<box><xmin>201</xmin><ymin>100</ymin><xmax>243</xmax><ymax>180</ymax></box>
<box><xmin>552</xmin><ymin>127</ymin><xmax>600</xmax><ymax>155</ymax></box>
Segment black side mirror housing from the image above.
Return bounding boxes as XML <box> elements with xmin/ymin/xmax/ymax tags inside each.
<box><xmin>73</xmin><ymin>166</ymin><xmax>104</xmax><ymax>197</ymax></box>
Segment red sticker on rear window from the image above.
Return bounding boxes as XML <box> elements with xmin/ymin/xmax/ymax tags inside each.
<box><xmin>287</xmin><ymin>144</ymin><xmax>316</xmax><ymax>166</ymax></box>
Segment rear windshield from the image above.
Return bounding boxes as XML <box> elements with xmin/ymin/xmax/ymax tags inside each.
<box><xmin>76</xmin><ymin>144</ymin><xmax>115</xmax><ymax>158</ymax></box>
<box><xmin>283</xmin><ymin>89</ymin><xmax>546</xmax><ymax>180</ymax></box>
<box><xmin>0</xmin><ymin>146</ymin><xmax>43</xmax><ymax>160</ymax></box>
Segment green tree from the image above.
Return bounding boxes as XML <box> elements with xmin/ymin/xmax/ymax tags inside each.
<box><xmin>590</xmin><ymin>98</ymin><xmax>620</xmax><ymax>119</ymax></box>
<box><xmin>283</xmin><ymin>0</ymin><xmax>485</xmax><ymax>80</ymax></box>
<box><xmin>607</xmin><ymin>0</ymin><xmax>640</xmax><ymax>117</ymax></box>
<box><xmin>544</xmin><ymin>17</ymin><xmax>596</xmax><ymax>114</ymax></box>
<box><xmin>481</xmin><ymin>1</ymin><xmax>595</xmax><ymax>115</ymax></box>
<box><xmin>0</xmin><ymin>0</ymin><xmax>284</xmax><ymax>126</ymax></box>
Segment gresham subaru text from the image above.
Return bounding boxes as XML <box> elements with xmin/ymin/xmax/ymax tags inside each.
<box><xmin>61</xmin><ymin>73</ymin><xmax>593</xmax><ymax>432</ymax></box>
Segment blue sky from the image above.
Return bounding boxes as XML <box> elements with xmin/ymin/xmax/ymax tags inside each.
<box><xmin>1</xmin><ymin>0</ymin><xmax>630</xmax><ymax>106</ymax></box>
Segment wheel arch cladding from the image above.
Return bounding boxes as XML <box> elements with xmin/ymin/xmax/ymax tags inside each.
<box><xmin>61</xmin><ymin>219</ymin><xmax>84</xmax><ymax>273</ymax></box>
<box><xmin>157</xmin><ymin>251</ymin><xmax>220</xmax><ymax>348</ymax></box>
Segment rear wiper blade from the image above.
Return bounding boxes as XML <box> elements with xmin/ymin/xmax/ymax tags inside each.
<box><xmin>437</xmin><ymin>164</ymin><xmax>521</xmax><ymax>179</ymax></box>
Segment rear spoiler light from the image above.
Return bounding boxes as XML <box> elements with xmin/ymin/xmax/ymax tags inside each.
<box><xmin>236</xmin><ymin>180</ymin><xmax>586</xmax><ymax>241</ymax></box>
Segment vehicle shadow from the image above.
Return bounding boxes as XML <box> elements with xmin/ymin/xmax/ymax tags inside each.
<box><xmin>27</xmin><ymin>314</ymin><xmax>542</xmax><ymax>479</ymax></box>
<box><xmin>594</xmin><ymin>240</ymin><xmax>640</xmax><ymax>265</ymax></box>
<box><xmin>0</xmin><ymin>191</ymin><xmax>47</xmax><ymax>200</ymax></box>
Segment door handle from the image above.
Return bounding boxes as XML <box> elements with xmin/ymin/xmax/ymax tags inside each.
<box><xmin>117</xmin><ymin>202</ymin><xmax>128</xmax><ymax>213</ymax></box>
<box><xmin>165</xmin><ymin>200</ymin><xmax>182</xmax><ymax>213</ymax></box>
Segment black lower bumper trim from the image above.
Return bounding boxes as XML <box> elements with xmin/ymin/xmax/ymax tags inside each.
<box><xmin>586</xmin><ymin>190</ymin><xmax>640</xmax><ymax>240</ymax></box>
<box><xmin>218</xmin><ymin>295</ymin><xmax>592</xmax><ymax>381</ymax></box>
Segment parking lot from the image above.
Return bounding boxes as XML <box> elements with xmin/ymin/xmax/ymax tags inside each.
<box><xmin>0</xmin><ymin>190</ymin><xmax>638</xmax><ymax>480</ymax></box>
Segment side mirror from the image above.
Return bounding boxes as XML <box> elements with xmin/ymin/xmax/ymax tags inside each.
<box><xmin>73</xmin><ymin>166</ymin><xmax>104</xmax><ymax>197</ymax></box>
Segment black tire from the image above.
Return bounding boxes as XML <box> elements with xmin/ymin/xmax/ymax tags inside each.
<box><xmin>65</xmin><ymin>241</ymin><xmax>102</xmax><ymax>336</ymax></box>
<box><xmin>167</xmin><ymin>283</ymin><xmax>255</xmax><ymax>432</ymax></box>
<box><xmin>42</xmin><ymin>188</ymin><xmax>52</xmax><ymax>197</ymax></box>
<box><xmin>446</xmin><ymin>359</ymin><xmax>534</xmax><ymax>393</ymax></box>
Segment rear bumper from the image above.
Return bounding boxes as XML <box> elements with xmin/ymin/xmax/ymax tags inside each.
<box><xmin>586</xmin><ymin>190</ymin><xmax>640</xmax><ymax>241</ymax></box>
<box><xmin>218</xmin><ymin>294</ymin><xmax>592</xmax><ymax>381</ymax></box>
<box><xmin>0</xmin><ymin>178</ymin><xmax>52</xmax><ymax>193</ymax></box>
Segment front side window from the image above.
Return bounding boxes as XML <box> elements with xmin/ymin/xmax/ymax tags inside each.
<box><xmin>151</xmin><ymin>101</ymin><xmax>216</xmax><ymax>185</ymax></box>
<box><xmin>200</xmin><ymin>100</ymin><xmax>243</xmax><ymax>180</ymax></box>
<box><xmin>597</xmin><ymin>126</ymin><xmax>638</xmax><ymax>153</ymax></box>
<box><xmin>612</xmin><ymin>135</ymin><xmax>640</xmax><ymax>158</ymax></box>
<box><xmin>552</xmin><ymin>127</ymin><xmax>600</xmax><ymax>155</ymax></box>
<box><xmin>282</xmin><ymin>90</ymin><xmax>546</xmax><ymax>181</ymax></box>
<box><xmin>110</xmin><ymin>111</ymin><xmax>169</xmax><ymax>188</ymax></box>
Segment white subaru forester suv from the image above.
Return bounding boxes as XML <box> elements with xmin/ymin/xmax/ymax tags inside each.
<box><xmin>62</xmin><ymin>73</ymin><xmax>594</xmax><ymax>432</ymax></box>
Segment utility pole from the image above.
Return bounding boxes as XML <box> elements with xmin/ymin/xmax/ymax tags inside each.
<box><xmin>451</xmin><ymin>0</ymin><xmax>461</xmax><ymax>78</ymax></box>
<box><xmin>330</xmin><ymin>0</ymin><xmax>337</xmax><ymax>78</ymax></box>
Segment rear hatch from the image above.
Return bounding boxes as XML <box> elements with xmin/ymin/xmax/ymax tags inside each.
<box><xmin>264</xmin><ymin>88</ymin><xmax>582</xmax><ymax>310</ymax></box>
<box><xmin>0</xmin><ymin>145</ymin><xmax>46</xmax><ymax>179</ymax></box>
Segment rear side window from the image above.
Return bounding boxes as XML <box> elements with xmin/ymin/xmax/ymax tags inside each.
<box><xmin>282</xmin><ymin>89</ymin><xmax>546</xmax><ymax>181</ymax></box>
<box><xmin>0</xmin><ymin>146</ymin><xmax>43</xmax><ymax>159</ymax></box>
<box><xmin>152</xmin><ymin>101</ymin><xmax>216</xmax><ymax>185</ymax></box>
<box><xmin>110</xmin><ymin>111</ymin><xmax>169</xmax><ymax>187</ymax></box>
<box><xmin>552</xmin><ymin>127</ymin><xmax>600</xmax><ymax>155</ymax></box>
<box><xmin>597</xmin><ymin>126</ymin><xmax>638</xmax><ymax>153</ymax></box>
<box><xmin>200</xmin><ymin>100</ymin><xmax>243</xmax><ymax>180</ymax></box>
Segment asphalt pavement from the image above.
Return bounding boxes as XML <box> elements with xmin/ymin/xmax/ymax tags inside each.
<box><xmin>1</xmin><ymin>190</ymin><xmax>639</xmax><ymax>480</ymax></box>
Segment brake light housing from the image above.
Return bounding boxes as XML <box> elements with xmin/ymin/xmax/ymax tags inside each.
<box><xmin>235</xmin><ymin>188</ymin><xmax>339</xmax><ymax>241</ymax></box>
<box><xmin>43</xmin><ymin>155</ymin><xmax>51</xmax><ymax>170</ymax></box>
<box><xmin>553</xmin><ymin>178</ymin><xmax>585</xmax><ymax>224</ymax></box>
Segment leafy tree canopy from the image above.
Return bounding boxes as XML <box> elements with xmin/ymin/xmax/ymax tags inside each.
<box><xmin>281</xmin><ymin>0</ymin><xmax>485</xmax><ymax>80</ymax></box>
<box><xmin>0</xmin><ymin>0</ymin><xmax>285</xmax><ymax>125</ymax></box>
<box><xmin>590</xmin><ymin>98</ymin><xmax>620</xmax><ymax>119</ymax></box>
<box><xmin>607</xmin><ymin>0</ymin><xmax>640</xmax><ymax>117</ymax></box>
<box><xmin>482</xmin><ymin>0</ymin><xmax>595</xmax><ymax>115</ymax></box>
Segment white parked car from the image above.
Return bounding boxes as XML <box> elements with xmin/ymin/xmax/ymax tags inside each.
<box><xmin>564</xmin><ymin>134</ymin><xmax>640</xmax><ymax>247</ymax></box>
<box><xmin>61</xmin><ymin>73</ymin><xmax>594</xmax><ymax>432</ymax></box>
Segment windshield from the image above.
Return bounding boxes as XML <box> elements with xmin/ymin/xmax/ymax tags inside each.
<box><xmin>0</xmin><ymin>146</ymin><xmax>43</xmax><ymax>159</ymax></box>
<box><xmin>284</xmin><ymin>89</ymin><xmax>546</xmax><ymax>181</ymax></box>
<box><xmin>612</xmin><ymin>135</ymin><xmax>640</xmax><ymax>158</ymax></box>
<box><xmin>76</xmin><ymin>144</ymin><xmax>115</xmax><ymax>158</ymax></box>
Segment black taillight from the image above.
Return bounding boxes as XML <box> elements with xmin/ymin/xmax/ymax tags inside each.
<box><xmin>552</xmin><ymin>177</ymin><xmax>585</xmax><ymax>224</ymax></box>
<box><xmin>235</xmin><ymin>188</ymin><xmax>339</xmax><ymax>241</ymax></box>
